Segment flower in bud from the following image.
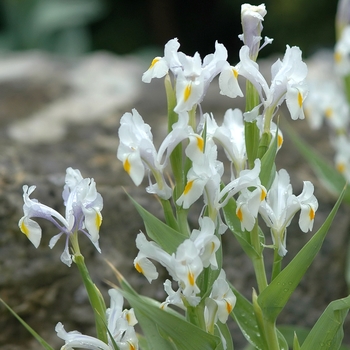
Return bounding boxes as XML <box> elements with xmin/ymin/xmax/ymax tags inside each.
<box><xmin>239</xmin><ymin>3</ymin><xmax>272</xmax><ymax>60</ymax></box>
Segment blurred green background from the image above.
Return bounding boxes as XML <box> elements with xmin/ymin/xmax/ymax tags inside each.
<box><xmin>0</xmin><ymin>0</ymin><xmax>338</xmax><ymax>60</ymax></box>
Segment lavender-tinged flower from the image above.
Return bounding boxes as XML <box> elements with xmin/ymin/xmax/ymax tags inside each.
<box><xmin>18</xmin><ymin>168</ymin><xmax>103</xmax><ymax>266</ymax></box>
<box><xmin>239</xmin><ymin>3</ymin><xmax>272</xmax><ymax>60</ymax></box>
<box><xmin>56</xmin><ymin>289</ymin><xmax>138</xmax><ymax>350</ymax></box>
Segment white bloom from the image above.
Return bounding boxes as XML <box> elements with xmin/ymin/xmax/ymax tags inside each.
<box><xmin>56</xmin><ymin>289</ymin><xmax>138</xmax><ymax>350</ymax></box>
<box><xmin>222</xmin><ymin>45</ymin><xmax>308</xmax><ymax>123</ymax></box>
<box><xmin>239</xmin><ymin>3</ymin><xmax>271</xmax><ymax>60</ymax></box>
<box><xmin>259</xmin><ymin>169</ymin><xmax>318</xmax><ymax>256</ymax></box>
<box><xmin>335</xmin><ymin>26</ymin><xmax>350</xmax><ymax>76</ymax></box>
<box><xmin>205</xmin><ymin>270</ymin><xmax>236</xmax><ymax>332</ymax></box>
<box><xmin>118</xmin><ymin>109</ymin><xmax>192</xmax><ymax>199</ymax></box>
<box><xmin>142</xmin><ymin>38</ymin><xmax>228</xmax><ymax>112</ymax></box>
<box><xmin>18</xmin><ymin>168</ymin><xmax>103</xmax><ymax>266</ymax></box>
<box><xmin>332</xmin><ymin>134</ymin><xmax>350</xmax><ymax>182</ymax></box>
<box><xmin>209</xmin><ymin>109</ymin><xmax>247</xmax><ymax>177</ymax></box>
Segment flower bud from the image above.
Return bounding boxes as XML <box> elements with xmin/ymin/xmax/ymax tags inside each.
<box><xmin>239</xmin><ymin>3</ymin><xmax>267</xmax><ymax>60</ymax></box>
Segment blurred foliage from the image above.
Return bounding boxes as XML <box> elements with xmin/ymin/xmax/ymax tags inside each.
<box><xmin>0</xmin><ymin>0</ymin><xmax>105</xmax><ymax>55</ymax></box>
<box><xmin>0</xmin><ymin>0</ymin><xmax>339</xmax><ymax>59</ymax></box>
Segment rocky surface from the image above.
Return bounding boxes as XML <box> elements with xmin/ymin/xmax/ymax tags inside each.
<box><xmin>0</xmin><ymin>50</ymin><xmax>349</xmax><ymax>349</ymax></box>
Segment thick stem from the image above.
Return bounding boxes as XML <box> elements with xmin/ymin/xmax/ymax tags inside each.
<box><xmin>250</xmin><ymin>222</ymin><xmax>268</xmax><ymax>293</ymax></box>
<box><xmin>74</xmin><ymin>253</ymin><xmax>108</xmax><ymax>343</ymax></box>
<box><xmin>264</xmin><ymin>319</ymin><xmax>281</xmax><ymax>350</ymax></box>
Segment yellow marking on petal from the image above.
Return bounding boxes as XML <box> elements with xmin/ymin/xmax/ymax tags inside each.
<box><xmin>211</xmin><ymin>241</ymin><xmax>216</xmax><ymax>253</ymax></box>
<box><xmin>123</xmin><ymin>158</ymin><xmax>131</xmax><ymax>174</ymax></box>
<box><xmin>297</xmin><ymin>91</ymin><xmax>303</xmax><ymax>108</ymax></box>
<box><xmin>135</xmin><ymin>262</ymin><xmax>143</xmax><ymax>274</ymax></box>
<box><xmin>325</xmin><ymin>108</ymin><xmax>333</xmax><ymax>119</ymax></box>
<box><xmin>95</xmin><ymin>212</ymin><xmax>102</xmax><ymax>229</ymax></box>
<box><xmin>184</xmin><ymin>83</ymin><xmax>192</xmax><ymax>102</ymax></box>
<box><xmin>196</xmin><ymin>135</ymin><xmax>204</xmax><ymax>152</ymax></box>
<box><xmin>20</xmin><ymin>221</ymin><xmax>29</xmax><ymax>237</ymax></box>
<box><xmin>237</xmin><ymin>207</ymin><xmax>243</xmax><ymax>222</ymax></box>
<box><xmin>278</xmin><ymin>133</ymin><xmax>283</xmax><ymax>148</ymax></box>
<box><xmin>128</xmin><ymin>342</ymin><xmax>136</xmax><ymax>350</ymax></box>
<box><xmin>334</xmin><ymin>51</ymin><xmax>342</xmax><ymax>64</ymax></box>
<box><xmin>188</xmin><ymin>271</ymin><xmax>195</xmax><ymax>286</ymax></box>
<box><xmin>309</xmin><ymin>208</ymin><xmax>315</xmax><ymax>221</ymax></box>
<box><xmin>149</xmin><ymin>57</ymin><xmax>160</xmax><ymax>69</ymax></box>
<box><xmin>225</xmin><ymin>299</ymin><xmax>233</xmax><ymax>314</ymax></box>
<box><xmin>184</xmin><ymin>180</ymin><xmax>194</xmax><ymax>195</ymax></box>
<box><xmin>232</xmin><ymin>68</ymin><xmax>239</xmax><ymax>79</ymax></box>
<box><xmin>337</xmin><ymin>162</ymin><xmax>346</xmax><ymax>173</ymax></box>
<box><xmin>260</xmin><ymin>188</ymin><xmax>267</xmax><ymax>201</ymax></box>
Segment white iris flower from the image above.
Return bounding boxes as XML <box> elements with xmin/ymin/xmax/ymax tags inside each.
<box><xmin>18</xmin><ymin>168</ymin><xmax>103</xmax><ymax>266</ymax></box>
<box><xmin>56</xmin><ymin>289</ymin><xmax>138</xmax><ymax>350</ymax></box>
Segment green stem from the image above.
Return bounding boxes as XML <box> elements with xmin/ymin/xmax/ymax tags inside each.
<box><xmin>71</xmin><ymin>233</ymin><xmax>107</xmax><ymax>343</ymax></box>
<box><xmin>271</xmin><ymin>249</ymin><xmax>282</xmax><ymax>281</ymax></box>
<box><xmin>343</xmin><ymin>75</ymin><xmax>350</xmax><ymax>104</ymax></box>
<box><xmin>250</xmin><ymin>223</ymin><xmax>268</xmax><ymax>293</ymax></box>
<box><xmin>186</xmin><ymin>301</ymin><xmax>207</xmax><ymax>331</ymax></box>
<box><xmin>264</xmin><ymin>319</ymin><xmax>281</xmax><ymax>350</ymax></box>
<box><xmin>245</xmin><ymin>80</ymin><xmax>260</xmax><ymax>168</ymax></box>
<box><xmin>160</xmin><ymin>198</ymin><xmax>179</xmax><ymax>231</ymax></box>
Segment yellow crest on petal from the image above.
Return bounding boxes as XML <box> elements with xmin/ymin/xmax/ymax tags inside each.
<box><xmin>149</xmin><ymin>57</ymin><xmax>160</xmax><ymax>69</ymax></box>
<box><xmin>188</xmin><ymin>271</ymin><xmax>195</xmax><ymax>286</ymax></box>
<box><xmin>123</xmin><ymin>158</ymin><xmax>131</xmax><ymax>174</ymax></box>
<box><xmin>184</xmin><ymin>83</ymin><xmax>192</xmax><ymax>102</ymax></box>
<box><xmin>135</xmin><ymin>262</ymin><xmax>143</xmax><ymax>274</ymax></box>
<box><xmin>184</xmin><ymin>180</ymin><xmax>194</xmax><ymax>195</ymax></box>
<box><xmin>236</xmin><ymin>207</ymin><xmax>243</xmax><ymax>222</ymax></box>
<box><xmin>297</xmin><ymin>91</ymin><xmax>303</xmax><ymax>108</ymax></box>
<box><xmin>196</xmin><ymin>135</ymin><xmax>204</xmax><ymax>152</ymax></box>
<box><xmin>309</xmin><ymin>208</ymin><xmax>315</xmax><ymax>221</ymax></box>
<box><xmin>225</xmin><ymin>299</ymin><xmax>233</xmax><ymax>314</ymax></box>
<box><xmin>20</xmin><ymin>220</ymin><xmax>30</xmax><ymax>237</ymax></box>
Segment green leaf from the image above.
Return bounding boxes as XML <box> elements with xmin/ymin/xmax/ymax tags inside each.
<box><xmin>127</xmin><ymin>192</ymin><xmax>187</xmax><ymax>254</ymax></box>
<box><xmin>215</xmin><ymin>322</ymin><xmax>234</xmax><ymax>350</ymax></box>
<box><xmin>258</xmin><ymin>187</ymin><xmax>345</xmax><ymax>322</ymax></box>
<box><xmin>300</xmin><ymin>295</ymin><xmax>350</xmax><ymax>350</ymax></box>
<box><xmin>285</xmin><ymin>123</ymin><xmax>350</xmax><ymax>203</ymax></box>
<box><xmin>118</xmin><ymin>288</ymin><xmax>221</xmax><ymax>350</ymax></box>
<box><xmin>293</xmin><ymin>332</ymin><xmax>301</xmax><ymax>350</ymax></box>
<box><xmin>0</xmin><ymin>298</ymin><xmax>54</xmax><ymax>350</ymax></box>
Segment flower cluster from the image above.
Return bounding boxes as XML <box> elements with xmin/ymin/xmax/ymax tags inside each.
<box><xmin>116</xmin><ymin>3</ymin><xmax>318</xmax><ymax>339</ymax></box>
<box><xmin>16</xmin><ymin>3</ymin><xmax>322</xmax><ymax>349</ymax></box>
